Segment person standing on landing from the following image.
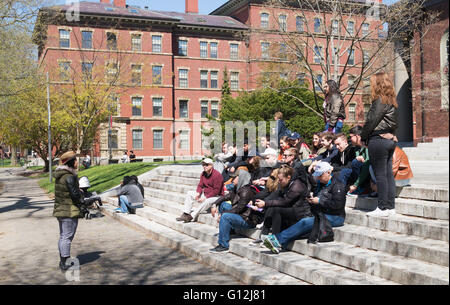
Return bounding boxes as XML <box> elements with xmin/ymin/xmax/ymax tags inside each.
<box><xmin>323</xmin><ymin>80</ymin><xmax>346</xmax><ymax>134</ymax></box>
<box><xmin>361</xmin><ymin>72</ymin><xmax>399</xmax><ymax>217</ymax></box>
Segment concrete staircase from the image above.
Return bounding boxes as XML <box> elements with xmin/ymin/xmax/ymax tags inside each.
<box><xmin>100</xmin><ymin>138</ymin><xmax>449</xmax><ymax>285</ymax></box>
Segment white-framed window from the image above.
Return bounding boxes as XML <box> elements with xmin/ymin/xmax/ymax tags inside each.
<box><xmin>152</xmin><ymin>65</ymin><xmax>162</xmax><ymax>85</ymax></box>
<box><xmin>106</xmin><ymin>62</ymin><xmax>118</xmax><ymax>84</ymax></box>
<box><xmin>210</xmin><ymin>42</ymin><xmax>218</xmax><ymax>58</ymax></box>
<box><xmin>131</xmin><ymin>34</ymin><xmax>141</xmax><ymax>51</ymax></box>
<box><xmin>211</xmin><ymin>101</ymin><xmax>219</xmax><ymax>118</ymax></box>
<box><xmin>348</xmin><ymin>75</ymin><xmax>356</xmax><ymax>92</ymax></box>
<box><xmin>314</xmin><ymin>18</ymin><xmax>321</xmax><ymax>33</ymax></box>
<box><xmin>201</xmin><ymin>100</ymin><xmax>209</xmax><ymax>118</ymax></box>
<box><xmin>82</xmin><ymin>31</ymin><xmax>92</xmax><ymax>49</ymax></box>
<box><xmin>109</xmin><ymin>129</ymin><xmax>118</xmax><ymax>149</ymax></box>
<box><xmin>152</xmin><ymin>97</ymin><xmax>163</xmax><ymax>117</ymax></box>
<box><xmin>314</xmin><ymin>74</ymin><xmax>322</xmax><ymax>92</ymax></box>
<box><xmin>152</xmin><ymin>35</ymin><xmax>162</xmax><ymax>53</ymax></box>
<box><xmin>81</xmin><ymin>62</ymin><xmax>93</xmax><ymax>80</ymax></box>
<box><xmin>131</xmin><ymin>64</ymin><xmax>142</xmax><ymax>85</ymax></box>
<box><xmin>332</xmin><ymin>20</ymin><xmax>339</xmax><ymax>36</ymax></box>
<box><xmin>179</xmin><ymin>130</ymin><xmax>190</xmax><ymax>150</ymax></box>
<box><xmin>362</xmin><ymin>23</ymin><xmax>370</xmax><ymax>37</ymax></box>
<box><xmin>348</xmin><ymin>49</ymin><xmax>355</xmax><ymax>65</ymax></box>
<box><xmin>210</xmin><ymin>71</ymin><xmax>218</xmax><ymax>89</ymax></box>
<box><xmin>314</xmin><ymin>46</ymin><xmax>322</xmax><ymax>63</ymax></box>
<box><xmin>59</xmin><ymin>61</ymin><xmax>71</xmax><ymax>82</ymax></box>
<box><xmin>179</xmin><ymin>100</ymin><xmax>188</xmax><ymax>118</ymax></box>
<box><xmin>178</xmin><ymin>39</ymin><xmax>187</xmax><ymax>56</ymax></box>
<box><xmin>200</xmin><ymin>41</ymin><xmax>208</xmax><ymax>58</ymax></box>
<box><xmin>230</xmin><ymin>72</ymin><xmax>239</xmax><ymax>90</ymax></box>
<box><xmin>363</xmin><ymin>50</ymin><xmax>370</xmax><ymax>65</ymax></box>
<box><xmin>279</xmin><ymin>14</ymin><xmax>287</xmax><ymax>31</ymax></box>
<box><xmin>107</xmin><ymin>32</ymin><xmax>117</xmax><ymax>50</ymax></box>
<box><xmin>347</xmin><ymin>21</ymin><xmax>355</xmax><ymax>36</ymax></box>
<box><xmin>132</xmin><ymin>97</ymin><xmax>142</xmax><ymax>116</ymax></box>
<box><xmin>59</xmin><ymin>29</ymin><xmax>70</xmax><ymax>48</ymax></box>
<box><xmin>179</xmin><ymin>69</ymin><xmax>188</xmax><ymax>88</ymax></box>
<box><xmin>132</xmin><ymin>129</ymin><xmax>143</xmax><ymax>149</ymax></box>
<box><xmin>297</xmin><ymin>73</ymin><xmax>306</xmax><ymax>85</ymax></box>
<box><xmin>261</xmin><ymin>42</ymin><xmax>270</xmax><ymax>59</ymax></box>
<box><xmin>153</xmin><ymin>130</ymin><xmax>163</xmax><ymax>149</ymax></box>
<box><xmin>261</xmin><ymin>13</ymin><xmax>269</xmax><ymax>28</ymax></box>
<box><xmin>296</xmin><ymin>16</ymin><xmax>305</xmax><ymax>32</ymax></box>
<box><xmin>230</xmin><ymin>43</ymin><xmax>239</xmax><ymax>60</ymax></box>
<box><xmin>348</xmin><ymin>103</ymin><xmax>356</xmax><ymax>121</ymax></box>
<box><xmin>200</xmin><ymin>70</ymin><xmax>208</xmax><ymax>88</ymax></box>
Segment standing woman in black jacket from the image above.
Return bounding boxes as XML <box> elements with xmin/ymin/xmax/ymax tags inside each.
<box><xmin>361</xmin><ymin>72</ymin><xmax>398</xmax><ymax>217</ymax></box>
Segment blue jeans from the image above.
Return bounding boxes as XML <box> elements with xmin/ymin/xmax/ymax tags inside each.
<box><xmin>218</xmin><ymin>201</ymin><xmax>233</xmax><ymax>214</ymax></box>
<box><xmin>325</xmin><ymin>120</ymin><xmax>343</xmax><ymax>134</ymax></box>
<box><xmin>218</xmin><ymin>213</ymin><xmax>254</xmax><ymax>248</ymax></box>
<box><xmin>338</xmin><ymin>159</ymin><xmax>363</xmax><ymax>186</ymax></box>
<box><xmin>119</xmin><ymin>195</ymin><xmax>131</xmax><ymax>213</ymax></box>
<box><xmin>275</xmin><ymin>214</ymin><xmax>345</xmax><ymax>248</ymax></box>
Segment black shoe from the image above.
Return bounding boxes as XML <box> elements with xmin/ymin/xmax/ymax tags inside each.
<box><xmin>176</xmin><ymin>213</ymin><xmax>190</xmax><ymax>222</ymax></box>
<box><xmin>59</xmin><ymin>258</ymin><xmax>73</xmax><ymax>271</ymax></box>
<box><xmin>209</xmin><ymin>245</ymin><xmax>229</xmax><ymax>254</ymax></box>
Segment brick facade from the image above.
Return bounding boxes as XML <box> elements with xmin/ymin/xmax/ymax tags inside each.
<box><xmin>410</xmin><ymin>0</ymin><xmax>449</xmax><ymax>144</ymax></box>
<box><xmin>35</xmin><ymin>0</ymin><xmax>386</xmax><ymax>161</ymax></box>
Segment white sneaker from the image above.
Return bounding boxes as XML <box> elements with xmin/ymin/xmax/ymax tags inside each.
<box><xmin>366</xmin><ymin>207</ymin><xmax>392</xmax><ymax>217</ymax></box>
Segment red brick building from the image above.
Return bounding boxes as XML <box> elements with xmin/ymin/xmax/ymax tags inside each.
<box><xmin>409</xmin><ymin>0</ymin><xmax>449</xmax><ymax>143</ymax></box>
<box><xmin>34</xmin><ymin>0</ymin><xmax>385</xmax><ymax>162</ymax></box>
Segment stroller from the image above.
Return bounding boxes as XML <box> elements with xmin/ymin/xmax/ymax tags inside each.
<box><xmin>78</xmin><ymin>176</ymin><xmax>103</xmax><ymax>219</ymax></box>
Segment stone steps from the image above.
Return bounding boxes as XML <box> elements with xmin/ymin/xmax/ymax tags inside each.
<box><xmin>346</xmin><ymin>196</ymin><xmax>449</xmax><ymax>220</ymax></box>
<box><xmin>100</xmin><ymin>203</ymin><xmax>308</xmax><ymax>285</ymax></box>
<box><xmin>143</xmin><ymin>195</ymin><xmax>449</xmax><ymax>267</ymax></box>
<box><xmin>137</xmin><ymin>203</ymin><xmax>449</xmax><ymax>285</ymax></box>
<box><xmin>136</xmin><ymin>205</ymin><xmax>398</xmax><ymax>285</ymax></box>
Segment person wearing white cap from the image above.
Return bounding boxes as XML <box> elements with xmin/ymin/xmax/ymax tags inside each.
<box><xmin>176</xmin><ymin>158</ymin><xmax>224</xmax><ymax>223</ymax></box>
<box><xmin>262</xmin><ymin>161</ymin><xmax>346</xmax><ymax>254</ymax></box>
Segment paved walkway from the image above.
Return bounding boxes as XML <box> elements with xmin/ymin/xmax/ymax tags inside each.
<box><xmin>0</xmin><ymin>168</ymin><xmax>241</xmax><ymax>285</ymax></box>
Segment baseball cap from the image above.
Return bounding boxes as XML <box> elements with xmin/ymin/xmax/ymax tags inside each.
<box><xmin>260</xmin><ymin>148</ymin><xmax>278</xmax><ymax>156</ymax></box>
<box><xmin>288</xmin><ymin>132</ymin><xmax>301</xmax><ymax>140</ymax></box>
<box><xmin>201</xmin><ymin>158</ymin><xmax>214</xmax><ymax>165</ymax></box>
<box><xmin>312</xmin><ymin>162</ymin><xmax>333</xmax><ymax>177</ymax></box>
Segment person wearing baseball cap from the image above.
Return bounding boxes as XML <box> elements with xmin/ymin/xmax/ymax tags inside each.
<box><xmin>176</xmin><ymin>157</ymin><xmax>224</xmax><ymax>223</ymax></box>
<box><xmin>262</xmin><ymin>161</ymin><xmax>347</xmax><ymax>254</ymax></box>
<box><xmin>53</xmin><ymin>151</ymin><xmax>85</xmax><ymax>271</ymax></box>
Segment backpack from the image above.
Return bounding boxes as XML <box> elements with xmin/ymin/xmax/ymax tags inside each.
<box><xmin>307</xmin><ymin>205</ymin><xmax>334</xmax><ymax>243</ymax></box>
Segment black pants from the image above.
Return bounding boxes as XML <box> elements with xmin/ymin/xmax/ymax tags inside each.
<box><xmin>262</xmin><ymin>207</ymin><xmax>299</xmax><ymax>235</ymax></box>
<box><xmin>368</xmin><ymin>137</ymin><xmax>396</xmax><ymax>210</ymax></box>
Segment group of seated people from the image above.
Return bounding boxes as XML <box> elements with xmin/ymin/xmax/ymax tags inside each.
<box><xmin>175</xmin><ymin>123</ymin><xmax>413</xmax><ymax>254</ymax></box>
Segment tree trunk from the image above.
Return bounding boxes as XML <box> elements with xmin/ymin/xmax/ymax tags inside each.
<box><xmin>10</xmin><ymin>146</ymin><xmax>17</xmax><ymax>166</ymax></box>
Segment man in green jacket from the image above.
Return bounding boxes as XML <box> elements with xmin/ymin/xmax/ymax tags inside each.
<box><xmin>347</xmin><ymin>126</ymin><xmax>370</xmax><ymax>195</ymax></box>
<box><xmin>53</xmin><ymin>151</ymin><xmax>85</xmax><ymax>271</ymax></box>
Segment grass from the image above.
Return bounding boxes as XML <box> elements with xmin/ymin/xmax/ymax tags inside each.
<box><xmin>37</xmin><ymin>159</ymin><xmax>201</xmax><ymax>195</ymax></box>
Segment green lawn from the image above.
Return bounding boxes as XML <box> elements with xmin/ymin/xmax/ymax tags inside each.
<box><xmin>37</xmin><ymin>160</ymin><xmax>200</xmax><ymax>195</ymax></box>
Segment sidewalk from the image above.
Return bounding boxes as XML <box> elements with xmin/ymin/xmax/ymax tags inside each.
<box><xmin>0</xmin><ymin>168</ymin><xmax>241</xmax><ymax>285</ymax></box>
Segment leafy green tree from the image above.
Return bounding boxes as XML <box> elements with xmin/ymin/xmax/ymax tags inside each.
<box><xmin>218</xmin><ymin>79</ymin><xmax>324</xmax><ymax>145</ymax></box>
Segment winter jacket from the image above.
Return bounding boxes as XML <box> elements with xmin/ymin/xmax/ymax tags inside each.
<box><xmin>361</xmin><ymin>98</ymin><xmax>398</xmax><ymax>142</ymax></box>
<box><xmin>314</xmin><ymin>176</ymin><xmax>347</xmax><ymax>218</ymax></box>
<box><xmin>314</xmin><ymin>146</ymin><xmax>340</xmax><ymax>167</ymax></box>
<box><xmin>332</xmin><ymin>145</ymin><xmax>357</xmax><ymax>173</ymax></box>
<box><xmin>53</xmin><ymin>166</ymin><xmax>84</xmax><ymax>218</ymax></box>
<box><xmin>325</xmin><ymin>93</ymin><xmax>346</xmax><ymax>128</ymax></box>
<box><xmin>215</xmin><ymin>186</ymin><xmax>264</xmax><ymax>227</ymax></box>
<box><xmin>265</xmin><ymin>179</ymin><xmax>312</xmax><ymax>220</ymax></box>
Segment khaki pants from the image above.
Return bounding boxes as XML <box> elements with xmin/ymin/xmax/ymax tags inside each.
<box><xmin>183</xmin><ymin>190</ymin><xmax>219</xmax><ymax>221</ymax></box>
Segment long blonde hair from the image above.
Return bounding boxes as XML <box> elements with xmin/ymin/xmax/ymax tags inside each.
<box><xmin>370</xmin><ymin>72</ymin><xmax>398</xmax><ymax>108</ymax></box>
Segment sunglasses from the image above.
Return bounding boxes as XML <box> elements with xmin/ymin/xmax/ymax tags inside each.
<box><xmin>269</xmin><ymin>176</ymin><xmax>276</xmax><ymax>180</ymax></box>
<box><xmin>283</xmin><ymin>154</ymin><xmax>292</xmax><ymax>157</ymax></box>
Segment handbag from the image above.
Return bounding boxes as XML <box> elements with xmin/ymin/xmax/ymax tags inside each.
<box><xmin>307</xmin><ymin>206</ymin><xmax>334</xmax><ymax>243</ymax></box>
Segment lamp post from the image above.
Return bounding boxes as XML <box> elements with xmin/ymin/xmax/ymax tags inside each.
<box><xmin>47</xmin><ymin>72</ymin><xmax>52</xmax><ymax>182</ymax></box>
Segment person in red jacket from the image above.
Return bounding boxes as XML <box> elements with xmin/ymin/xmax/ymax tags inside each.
<box><xmin>176</xmin><ymin>158</ymin><xmax>224</xmax><ymax>223</ymax></box>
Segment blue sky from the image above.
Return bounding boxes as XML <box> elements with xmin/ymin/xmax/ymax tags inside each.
<box><xmin>50</xmin><ymin>0</ymin><xmax>399</xmax><ymax>15</ymax></box>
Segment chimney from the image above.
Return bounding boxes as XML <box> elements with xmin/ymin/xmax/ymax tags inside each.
<box><xmin>185</xmin><ymin>0</ymin><xmax>198</xmax><ymax>14</ymax></box>
<box><xmin>113</xmin><ymin>0</ymin><xmax>126</xmax><ymax>8</ymax></box>
<box><xmin>100</xmin><ymin>0</ymin><xmax>110</xmax><ymax>4</ymax></box>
